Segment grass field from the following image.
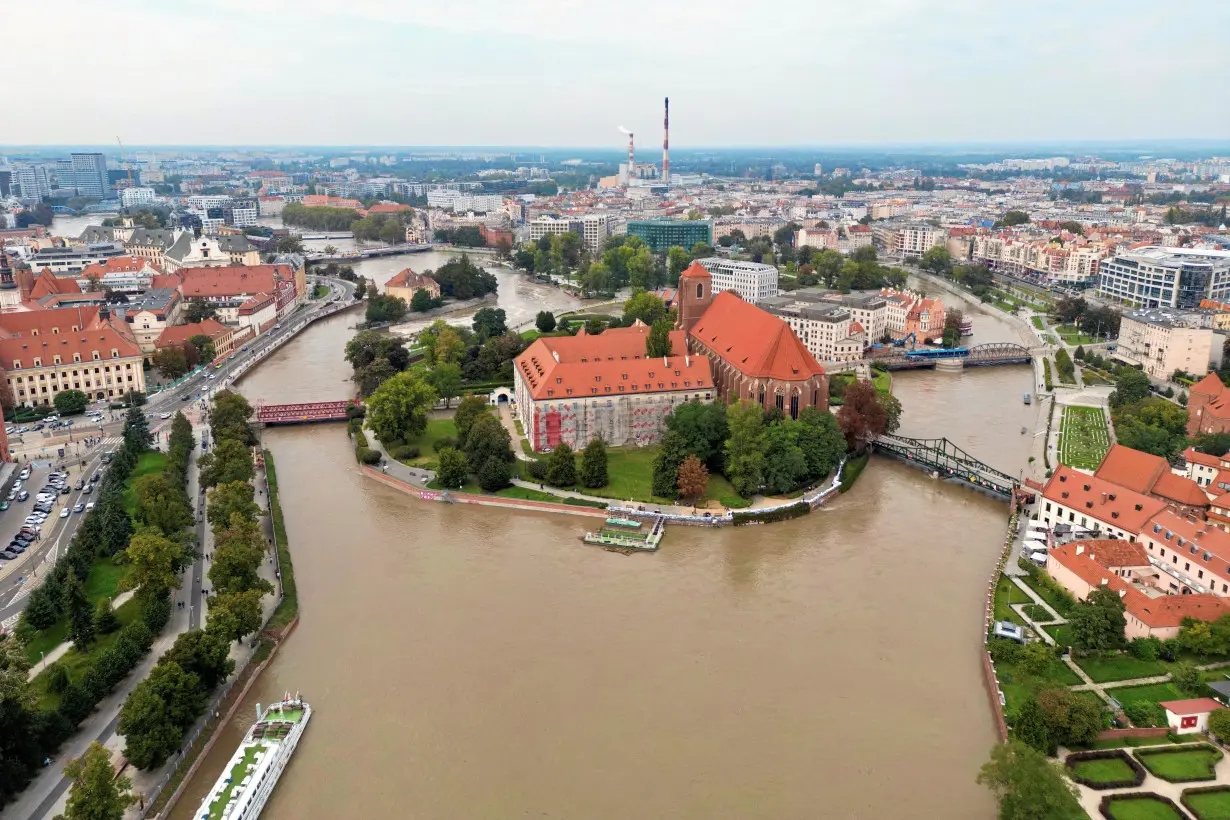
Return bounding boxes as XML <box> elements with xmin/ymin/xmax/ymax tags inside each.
<box><xmin>581</xmin><ymin>446</ymin><xmax>739</xmax><ymax>505</ymax></box>
<box><xmin>1044</xmin><ymin>623</ymin><xmax>1074</xmax><ymax>647</ymax></box>
<box><xmin>1075</xmin><ymin>654</ymin><xmax>1169</xmax><ymax>684</ymax></box>
<box><xmin>1183</xmin><ymin>787</ymin><xmax>1230</xmax><ymax>819</ymax></box>
<box><xmin>23</xmin><ymin>558</ymin><xmax>132</xmax><ymax>666</ymax></box>
<box><xmin>872</xmin><ymin>369</ymin><xmax>892</xmax><ymax>394</ymax></box>
<box><xmin>1104</xmin><ymin>681</ymin><xmax>1187</xmax><ymax>708</ymax></box>
<box><xmin>1136</xmin><ymin>746</ymin><xmax>1223</xmax><ymax>782</ymax></box>
<box><xmin>1070</xmin><ymin>756</ymin><xmax>1138</xmax><ymax>784</ymax></box>
<box><xmin>1059</xmin><ymin>406</ymin><xmax>1111</xmax><ymax>470</ymax></box>
<box><xmin>1057</xmin><ymin>325</ymin><xmax>1101</xmax><ymax>345</ymax></box>
<box><xmin>1104</xmin><ymin>795</ymin><xmax>1186</xmax><ymax>819</ymax></box>
<box><xmin>1032</xmin><ymin>315</ymin><xmax>1045</xmax><ymax>330</ymax></box>
<box><xmin>395</xmin><ymin>417</ymin><xmax>466</xmax><ymax>467</ymax></box>
<box><xmin>121</xmin><ymin>451</ymin><xmax>168</xmax><ymax>516</ymax></box>
<box><xmin>993</xmin><ymin>575</ymin><xmax>1031</xmax><ymax>624</ymax></box>
<box><xmin>31</xmin><ymin>597</ymin><xmax>142</xmax><ymax>709</ymax></box>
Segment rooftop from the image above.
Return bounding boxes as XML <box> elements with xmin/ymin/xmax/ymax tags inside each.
<box><xmin>690</xmin><ymin>291</ymin><xmax>827</xmax><ymax>382</ymax></box>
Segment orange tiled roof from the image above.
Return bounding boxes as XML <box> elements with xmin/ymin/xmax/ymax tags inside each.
<box><xmin>1043</xmin><ymin>465</ymin><xmax>1166</xmax><ymax>532</ymax></box>
<box><xmin>179</xmin><ymin>266</ymin><xmax>292</xmax><ymax>299</ymax></box>
<box><xmin>1095</xmin><ymin>443</ymin><xmax>1169</xmax><ymax>493</ymax></box>
<box><xmin>1153</xmin><ymin>472</ymin><xmax>1211</xmax><ymax>508</ymax></box>
<box><xmin>1185</xmin><ymin>447</ymin><xmax>1224</xmax><ymax>469</ymax></box>
<box><xmin>156</xmin><ymin>319</ymin><xmax>231</xmax><ymax>349</ymax></box>
<box><xmin>690</xmin><ymin>291</ymin><xmax>826</xmax><ymax>382</ymax></box>
<box><xmin>78</xmin><ymin>256</ymin><xmax>159</xmax><ymax>277</ymax></box>
<box><xmin>515</xmin><ymin>324</ymin><xmax>711</xmax><ymax>402</ymax></box>
<box><xmin>1144</xmin><ymin>508</ymin><xmax>1230</xmax><ymax>569</ymax></box>
<box><xmin>386</xmin><ymin>268</ymin><xmax>437</xmax><ymax>289</ymax></box>
<box><xmin>29</xmin><ymin>269</ymin><xmax>82</xmax><ymax>301</ymax></box>
<box><xmin>1192</xmin><ymin>373</ymin><xmax>1226</xmax><ymax>397</ymax></box>
<box><xmin>1159</xmin><ymin>698</ymin><xmax>1224</xmax><ymax>715</ymax></box>
<box><xmin>0</xmin><ymin>305</ymin><xmax>141</xmax><ymax>367</ymax></box>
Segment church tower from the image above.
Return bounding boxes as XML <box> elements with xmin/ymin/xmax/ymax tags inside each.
<box><xmin>675</xmin><ymin>261</ymin><xmax>714</xmax><ymax>334</ymax></box>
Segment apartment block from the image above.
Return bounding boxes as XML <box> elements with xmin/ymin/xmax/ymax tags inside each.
<box><xmin>1115</xmin><ymin>310</ymin><xmax>1223</xmax><ymax>380</ymax></box>
<box><xmin>694</xmin><ymin>258</ymin><xmax>779</xmax><ymax>304</ymax></box>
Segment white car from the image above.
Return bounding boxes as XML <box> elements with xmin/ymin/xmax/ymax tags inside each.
<box><xmin>160</xmin><ymin>412</ymin><xmax>171</xmax><ymax>420</ymax></box>
<box><xmin>59</xmin><ymin>508</ymin><xmax>69</xmax><ymax>518</ymax></box>
<box><xmin>85</xmin><ymin>501</ymin><xmax>95</xmax><ymax>511</ymax></box>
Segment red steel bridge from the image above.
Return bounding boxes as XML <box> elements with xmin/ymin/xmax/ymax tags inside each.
<box><xmin>255</xmin><ymin>400</ymin><xmax>352</xmax><ymax>425</ymax></box>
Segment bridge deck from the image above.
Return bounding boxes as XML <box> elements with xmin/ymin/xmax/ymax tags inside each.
<box><xmin>256</xmin><ymin>400</ymin><xmax>351</xmax><ymax>425</ymax></box>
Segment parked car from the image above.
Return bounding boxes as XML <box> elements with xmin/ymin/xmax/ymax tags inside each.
<box><xmin>0</xmin><ymin>501</ymin><xmax>9</xmax><ymax>511</ymax></box>
<box><xmin>31</xmin><ymin>424</ymin><xmax>43</xmax><ymax>431</ymax></box>
<box><xmin>16</xmin><ymin>491</ymin><xmax>29</xmax><ymax>501</ymax></box>
<box><xmin>59</xmin><ymin>486</ymin><xmax>70</xmax><ymax>495</ymax></box>
<box><xmin>160</xmin><ymin>412</ymin><xmax>171</xmax><ymax>420</ymax></box>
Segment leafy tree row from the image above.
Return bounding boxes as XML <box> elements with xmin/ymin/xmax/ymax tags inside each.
<box><xmin>282</xmin><ymin>203</ymin><xmax>361</xmax><ymax>232</ymax></box>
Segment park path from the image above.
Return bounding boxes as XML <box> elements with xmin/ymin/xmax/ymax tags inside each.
<box><xmin>1064</xmin><ymin>742</ymin><xmax>1230</xmax><ymax>818</ymax></box>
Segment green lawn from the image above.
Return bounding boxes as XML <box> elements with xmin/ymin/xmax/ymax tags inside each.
<box><xmin>993</xmin><ymin>575</ymin><xmax>1031</xmax><ymax>624</ymax></box>
<box><xmin>1183</xmin><ymin>787</ymin><xmax>1230</xmax><ymax>820</ymax></box>
<box><xmin>31</xmin><ymin>597</ymin><xmax>142</xmax><ymax>709</ymax></box>
<box><xmin>1032</xmin><ymin>315</ymin><xmax>1045</xmax><ymax>330</ymax></box>
<box><xmin>1058</xmin><ymin>405</ymin><xmax>1110</xmax><ymax>470</ymax></box>
<box><xmin>24</xmin><ymin>558</ymin><xmax>131</xmax><ymax>666</ymax></box>
<box><xmin>1017</xmin><ymin>571</ymin><xmax>1076</xmax><ymax>617</ymax></box>
<box><xmin>1136</xmin><ymin>746</ymin><xmax>1223</xmax><ymax>782</ymax></box>
<box><xmin>395</xmin><ymin>417</ymin><xmax>467</xmax><ymax>467</ymax></box>
<box><xmin>580</xmin><ymin>446</ymin><xmax>739</xmax><ymax>505</ymax></box>
<box><xmin>1075</xmin><ymin>654</ymin><xmax>1169</xmax><ymax>684</ymax></box>
<box><xmin>1104</xmin><ymin>795</ymin><xmax>1186</xmax><ymax>819</ymax></box>
<box><xmin>121</xmin><ymin>451</ymin><xmax>168</xmax><ymax>516</ymax></box>
<box><xmin>425</xmin><ymin>477</ymin><xmax>607</xmax><ymax>508</ymax></box>
<box><xmin>1044</xmin><ymin>623</ymin><xmax>1073</xmax><ymax>647</ymax></box>
<box><xmin>872</xmin><ymin>369</ymin><xmax>892</xmax><ymax>394</ymax></box>
<box><xmin>1104</xmin><ymin>681</ymin><xmax>1187</xmax><ymax>708</ymax></box>
<box><xmin>1057</xmin><ymin>325</ymin><xmax>1101</xmax><ymax>345</ymax></box>
<box><xmin>1070</xmin><ymin>756</ymin><xmax>1138</xmax><ymax>784</ymax></box>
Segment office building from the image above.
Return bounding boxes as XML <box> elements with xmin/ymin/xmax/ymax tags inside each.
<box><xmin>1098</xmin><ymin>247</ymin><xmax>1230</xmax><ymax>309</ymax></box>
<box><xmin>528</xmin><ymin>215</ymin><xmax>577</xmax><ymax>242</ymax></box>
<box><xmin>70</xmin><ymin>153</ymin><xmax>111</xmax><ymax>198</ymax></box>
<box><xmin>12</xmin><ymin>164</ymin><xmax>52</xmax><ymax>203</ymax></box>
<box><xmin>694</xmin><ymin>258</ymin><xmax>779</xmax><ymax>304</ymax></box>
<box><xmin>577</xmin><ymin>214</ymin><xmax>611</xmax><ymax>252</ymax></box>
<box><xmin>627</xmin><ymin>219</ymin><xmax>712</xmax><ymax>252</ymax></box>
<box><xmin>119</xmin><ymin>187</ymin><xmax>157</xmax><ymax>208</ymax></box>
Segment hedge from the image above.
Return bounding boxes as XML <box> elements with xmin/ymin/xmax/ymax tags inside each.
<box><xmin>1181</xmin><ymin>784</ymin><xmax>1230</xmax><ymax>818</ymax></box>
<box><xmin>563</xmin><ymin>497</ymin><xmax>608</xmax><ymax>509</ymax></box>
<box><xmin>1136</xmin><ymin>744</ymin><xmax>1224</xmax><ymax>783</ymax></box>
<box><xmin>356</xmin><ymin>446</ymin><xmax>381</xmax><ymax>465</ymax></box>
<box><xmin>389</xmin><ymin>445</ymin><xmax>420</xmax><ymax>461</ymax></box>
<box><xmin>732</xmin><ymin>501</ymin><xmax>809</xmax><ymax>525</ymax></box>
<box><xmin>840</xmin><ymin>451</ymin><xmax>870</xmax><ymax>493</ymax></box>
<box><xmin>1065</xmin><ymin>749</ymin><xmax>1147</xmax><ymax>790</ymax></box>
<box><xmin>1098</xmin><ymin>792</ymin><xmax>1189</xmax><ymax>820</ymax></box>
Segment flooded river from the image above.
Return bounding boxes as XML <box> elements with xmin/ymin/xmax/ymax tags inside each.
<box><xmin>168</xmin><ymin>276</ymin><xmax>1038</xmax><ymax>819</ymax></box>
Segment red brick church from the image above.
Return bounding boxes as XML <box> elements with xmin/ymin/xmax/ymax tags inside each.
<box><xmin>1188</xmin><ymin>373</ymin><xmax>1230</xmax><ymax>436</ymax></box>
<box><xmin>676</xmin><ymin>261</ymin><xmax>828</xmax><ymax>416</ymax></box>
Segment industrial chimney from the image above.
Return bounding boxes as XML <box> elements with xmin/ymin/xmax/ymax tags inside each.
<box><xmin>662</xmin><ymin>97</ymin><xmax>670</xmax><ymax>185</ymax></box>
<box><xmin>618</xmin><ymin>126</ymin><xmax>635</xmax><ymax>183</ymax></box>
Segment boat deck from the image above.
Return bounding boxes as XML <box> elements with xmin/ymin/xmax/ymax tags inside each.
<box><xmin>207</xmin><ymin>744</ymin><xmax>267</xmax><ymax>820</ymax></box>
<box><xmin>202</xmin><ymin>702</ymin><xmax>309</xmax><ymax>820</ymax></box>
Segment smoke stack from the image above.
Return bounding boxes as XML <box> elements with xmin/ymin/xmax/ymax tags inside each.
<box><xmin>662</xmin><ymin>97</ymin><xmax>670</xmax><ymax>184</ymax></box>
<box><xmin>618</xmin><ymin>126</ymin><xmax>634</xmax><ymax>181</ymax></box>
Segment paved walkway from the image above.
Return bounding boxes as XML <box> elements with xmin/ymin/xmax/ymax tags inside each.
<box><xmin>26</xmin><ymin>590</ymin><xmax>137</xmax><ymax>680</ymax></box>
<box><xmin>1064</xmin><ymin>741</ymin><xmax>1230</xmax><ymax>818</ymax></box>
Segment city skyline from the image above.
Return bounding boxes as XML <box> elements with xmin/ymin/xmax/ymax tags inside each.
<box><xmin>10</xmin><ymin>0</ymin><xmax>1229</xmax><ymax>147</ymax></box>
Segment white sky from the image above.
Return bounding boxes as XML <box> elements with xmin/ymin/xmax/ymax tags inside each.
<box><xmin>7</xmin><ymin>0</ymin><xmax>1228</xmax><ymax>147</ymax></box>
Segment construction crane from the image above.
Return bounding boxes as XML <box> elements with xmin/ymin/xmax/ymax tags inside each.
<box><xmin>115</xmin><ymin>136</ymin><xmax>134</xmax><ymax>190</ymax></box>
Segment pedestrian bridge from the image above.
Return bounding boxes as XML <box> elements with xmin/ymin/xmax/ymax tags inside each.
<box><xmin>255</xmin><ymin>400</ymin><xmax>352</xmax><ymax>425</ymax></box>
<box><xmin>873</xmin><ymin>433</ymin><xmax>1018</xmax><ymax>497</ymax></box>
<box><xmin>874</xmin><ymin>342</ymin><xmax>1033</xmax><ymax>371</ymax></box>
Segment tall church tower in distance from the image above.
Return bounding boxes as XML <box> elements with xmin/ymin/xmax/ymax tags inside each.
<box><xmin>675</xmin><ymin>261</ymin><xmax>714</xmax><ymax>334</ymax></box>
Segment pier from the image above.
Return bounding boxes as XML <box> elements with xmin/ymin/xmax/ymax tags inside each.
<box><xmin>583</xmin><ymin>516</ymin><xmax>665</xmax><ymax>551</ymax></box>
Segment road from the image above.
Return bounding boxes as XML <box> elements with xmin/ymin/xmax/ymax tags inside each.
<box><xmin>0</xmin><ymin>276</ymin><xmax>355</xmax><ymax>820</ymax></box>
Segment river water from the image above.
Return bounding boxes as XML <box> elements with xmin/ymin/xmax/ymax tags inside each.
<box><xmin>164</xmin><ymin>273</ymin><xmax>1040</xmax><ymax>819</ymax></box>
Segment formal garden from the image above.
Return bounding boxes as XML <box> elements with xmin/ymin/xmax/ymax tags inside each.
<box><xmin>1058</xmin><ymin>405</ymin><xmax>1111</xmax><ymax>470</ymax></box>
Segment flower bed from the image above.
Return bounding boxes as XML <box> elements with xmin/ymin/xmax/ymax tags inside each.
<box><xmin>1066</xmin><ymin>749</ymin><xmax>1147</xmax><ymax>789</ymax></box>
<box><xmin>1099</xmin><ymin>792</ymin><xmax>1189</xmax><ymax>819</ymax></box>
<box><xmin>1182</xmin><ymin>785</ymin><xmax>1230</xmax><ymax>820</ymax></box>
<box><xmin>1135</xmin><ymin>744</ymin><xmax>1223</xmax><ymax>783</ymax></box>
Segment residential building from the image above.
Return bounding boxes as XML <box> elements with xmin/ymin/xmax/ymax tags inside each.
<box><xmin>385</xmin><ymin>268</ymin><xmax>439</xmax><ymax>302</ymax></box>
<box><xmin>897</xmin><ymin>223</ymin><xmax>947</xmax><ymax>257</ymax></box>
<box><xmin>75</xmin><ymin>257</ymin><xmax>161</xmax><ymax>293</ymax></box>
<box><xmin>0</xmin><ymin>306</ymin><xmax>145</xmax><ymax>406</ymax></box>
<box><xmin>528</xmin><ymin>216</ymin><xmax>576</xmax><ymax>242</ymax></box>
<box><xmin>678</xmin><ymin>262</ymin><xmax>828</xmax><ymax>418</ymax></box>
<box><xmin>1038</xmin><ymin>465</ymin><xmax>1166</xmax><ymax>541</ymax></box>
<box><xmin>694</xmin><ymin>258</ymin><xmax>779</xmax><ymax>303</ymax></box>
<box><xmin>577</xmin><ymin>214</ymin><xmax>612</xmax><ymax>253</ymax></box>
<box><xmin>70</xmin><ymin>153</ymin><xmax>110</xmax><ymax>198</ymax></box>
<box><xmin>12</xmin><ymin>164</ymin><xmax>52</xmax><ymax>203</ymax></box>
<box><xmin>759</xmin><ymin>295</ymin><xmax>864</xmax><ymax>364</ymax></box>
<box><xmin>513</xmin><ymin>323</ymin><xmax>714</xmax><ymax>452</ymax></box>
<box><xmin>119</xmin><ymin>187</ymin><xmax>157</xmax><ymax>208</ymax></box>
<box><xmin>795</xmin><ymin>226</ymin><xmax>838</xmax><ymax>251</ymax></box>
<box><xmin>155</xmin><ymin>318</ymin><xmax>236</xmax><ymax>360</ymax></box>
<box><xmin>1098</xmin><ymin>247</ymin><xmax>1230</xmax><ymax>309</ymax></box>
<box><xmin>1094</xmin><ymin>444</ymin><xmax>1210</xmax><ymax>519</ymax></box>
<box><xmin>177</xmin><ymin>265</ymin><xmax>302</xmax><ymax>325</ymax></box>
<box><xmin>24</xmin><ymin>243</ymin><xmax>127</xmax><ymax>275</ymax></box>
<box><xmin>125</xmin><ymin>228</ymin><xmax>179</xmax><ymax>269</ymax></box>
<box><xmin>1115</xmin><ymin>310</ymin><xmax>1222</xmax><ymax>380</ymax></box>
<box><xmin>627</xmin><ymin>219</ymin><xmax>713</xmax><ymax>252</ymax></box>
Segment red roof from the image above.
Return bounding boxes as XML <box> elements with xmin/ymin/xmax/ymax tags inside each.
<box><xmin>29</xmin><ymin>269</ymin><xmax>82</xmax><ymax>300</ymax></box>
<box><xmin>1192</xmin><ymin>373</ymin><xmax>1226</xmax><ymax>397</ymax></box>
<box><xmin>0</xmin><ymin>306</ymin><xmax>141</xmax><ymax>366</ymax></box>
<box><xmin>179</xmin><ymin>266</ymin><xmax>292</xmax><ymax>299</ymax></box>
<box><xmin>155</xmin><ymin>319</ymin><xmax>231</xmax><ymax>349</ymax></box>
<box><xmin>1153</xmin><ymin>471</ymin><xmax>1210</xmax><ymax>508</ymax></box>
<box><xmin>366</xmin><ymin>203</ymin><xmax>415</xmax><ymax>214</ymax></box>
<box><xmin>1185</xmin><ymin>447</ymin><xmax>1224</xmax><ymax>469</ymax></box>
<box><xmin>679</xmin><ymin>260</ymin><xmax>711</xmax><ymax>280</ymax></box>
<box><xmin>1096</xmin><ymin>443</ymin><xmax>1168</xmax><ymax>493</ymax></box>
<box><xmin>1159</xmin><ymin>698</ymin><xmax>1224</xmax><ymax>715</ymax></box>
<box><xmin>386</xmin><ymin>268</ymin><xmax>437</xmax><ymax>290</ymax></box>
<box><xmin>1042</xmin><ymin>465</ymin><xmax>1166</xmax><ymax>532</ymax></box>
<box><xmin>690</xmin><ymin>291</ymin><xmax>826</xmax><ymax>382</ymax></box>
<box><xmin>514</xmin><ymin>323</ymin><xmax>711</xmax><ymax>402</ymax></box>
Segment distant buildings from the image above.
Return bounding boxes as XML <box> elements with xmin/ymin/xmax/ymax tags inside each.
<box><xmin>1098</xmin><ymin>247</ymin><xmax>1230</xmax><ymax>309</ymax></box>
<box><xmin>1115</xmin><ymin>310</ymin><xmax>1223</xmax><ymax>380</ymax></box>
<box><xmin>385</xmin><ymin>268</ymin><xmax>439</xmax><ymax>302</ymax></box>
<box><xmin>24</xmin><ymin>243</ymin><xmax>127</xmax><ymax>275</ymax></box>
<box><xmin>627</xmin><ymin>219</ymin><xmax>712</xmax><ymax>252</ymax></box>
<box><xmin>694</xmin><ymin>258</ymin><xmax>778</xmax><ymax>304</ymax></box>
<box><xmin>119</xmin><ymin>187</ymin><xmax>157</xmax><ymax>208</ymax></box>
<box><xmin>70</xmin><ymin>152</ymin><xmax>111</xmax><ymax>198</ymax></box>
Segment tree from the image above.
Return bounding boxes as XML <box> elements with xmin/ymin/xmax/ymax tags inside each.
<box><xmin>877</xmin><ymin>391</ymin><xmax>903</xmax><ymax>435</ymax></box>
<box><xmin>53</xmin><ymin>389</ymin><xmax>88</xmax><ymax>416</ymax></box>
<box><xmin>724</xmin><ymin>400</ymin><xmax>765</xmax><ymax>498</ymax></box>
<box><xmin>353</xmin><ymin>279</ymin><xmax>368</xmax><ymax>300</ymax></box>
<box><xmin>1109</xmin><ymin>368</ymin><xmax>1151</xmax><ymax>408</ymax></box>
<box><xmin>64</xmin><ymin>572</ymin><xmax>95</xmax><ymax>650</ymax></box>
<box><xmin>663</xmin><ymin>401</ymin><xmax>729</xmax><ymax>470</ymax></box>
<box><xmin>123</xmin><ymin>406</ymin><xmax>153</xmax><ymax>452</ymax></box>
<box><xmin>345</xmin><ymin>330</ymin><xmax>410</xmax><ymax>372</ymax></box>
<box><xmin>651</xmin><ymin>431</ymin><xmax>689</xmax><ymax>499</ymax></box>
<box><xmin>184</xmin><ymin>300</ymin><xmax>218</xmax><ymax>324</ymax></box>
<box><xmin>55</xmin><ymin>742</ymin><xmax>135</xmax><ymax>820</ymax></box>
<box><xmin>796</xmin><ymin>407</ymin><xmax>846</xmax><ymax>479</ymax></box>
<box><xmin>999</xmin><ymin>210</ymin><xmax>1031</xmax><ymax>227</ymax></box>
<box><xmin>1172</xmin><ymin>661</ymin><xmax>1205</xmax><ymax>696</ymax></box>
<box><xmin>133</xmin><ymin>472</ymin><xmax>193</xmax><ymax>535</ymax></box>
<box><xmin>207</xmin><ymin>589</ymin><xmax>265</xmax><ymax>643</ymax></box>
<box><xmin>676</xmin><ymin>454</ymin><xmax>709</xmax><ymax>501</ymax></box>
<box><xmin>1068</xmin><ymin>586</ymin><xmax>1126</xmax><ymax>653</ymax></box>
<box><xmin>93</xmin><ymin>598</ymin><xmax>119</xmax><ymax>635</ymax></box>
<box><xmin>123</xmin><ymin>529</ymin><xmax>187</xmax><ymax>598</ymax></box>
<box><xmin>210</xmin><ymin>515</ymin><xmax>272</xmax><ymax>597</ymax></box>
<box><xmin>1012</xmin><ymin>697</ymin><xmax>1055</xmax><ymax>755</ymax></box>
<box><xmin>919</xmin><ymin>245</ymin><xmax>953</xmax><ymax>275</ymax></box>
<box><xmin>23</xmin><ymin>585</ymin><xmax>59</xmax><ymax>630</ymax></box>
<box><xmin>545</xmin><ymin>442</ymin><xmax>577</xmax><ymax>487</ymax></box>
<box><xmin>1193</xmin><ymin>432</ymin><xmax>1230</xmax><ymax>456</ymax></box>
<box><xmin>646</xmin><ymin>319</ymin><xmax>674</xmax><ymax>358</ymax></box>
<box><xmin>535</xmin><ymin>311</ymin><xmax>556</xmax><ymax>334</ymax></box>
<box><xmin>472</xmin><ymin>307</ymin><xmax>508</xmax><ymax>341</ymax></box>
<box><xmin>162</xmin><ymin>629</ymin><xmax>234</xmax><ymax>691</ymax></box>
<box><xmin>452</xmin><ymin>395</ymin><xmax>489</xmax><ymax>444</ymax></box>
<box><xmin>762</xmin><ymin>421</ymin><xmax>809</xmax><ymax>495</ymax></box>
<box><xmin>426</xmin><ymin>362</ymin><xmax>462</xmax><ymax>408</ymax></box>
<box><xmin>206</xmin><ymin>481</ymin><xmax>259</xmax><ymax>531</ymax></box>
<box><xmin>152</xmin><ymin>347</ymin><xmax>189</xmax><ymax>380</ymax></box>
<box><xmin>366</xmin><ymin>369</ymin><xmax>438</xmax><ymax>443</ymax></box>
<box><xmin>210</xmin><ymin>390</ymin><xmax>255</xmax><ymax>445</ymax></box>
<box><xmin>477</xmin><ymin>455</ymin><xmax>511</xmax><ymax>491</ymax></box>
<box><xmin>667</xmin><ymin>246</ymin><xmax>691</xmax><ymax>277</ymax></box>
<box><xmin>463</xmin><ymin>413</ymin><xmax>513</xmax><ymax>474</ymax></box>
<box><xmin>690</xmin><ymin>241</ymin><xmax>714</xmax><ymax>259</ymax></box>
<box><xmin>410</xmin><ymin>288</ymin><xmax>436</xmax><ymax>312</ymax></box>
<box><xmin>198</xmin><ymin>438</ymin><xmax>254</xmax><ymax>488</ymax></box>
<box><xmin>622</xmin><ymin>291</ymin><xmax>667</xmax><ymax>326</ymax></box>
<box><xmin>584</xmin><ymin>316</ymin><xmax>606</xmax><ymax>336</ymax></box>
<box><xmin>1036</xmin><ymin>687</ymin><xmax>1102</xmax><ymax>748</ymax></box>
<box><xmin>365</xmin><ymin>294</ymin><xmax>408</xmax><ymax>324</ymax></box>
<box><xmin>977</xmin><ymin>741</ymin><xmax>1082</xmax><ymax>820</ymax></box>
<box><xmin>836</xmin><ymin>381</ymin><xmax>888</xmax><ymax>449</ymax></box>
<box><xmin>435</xmin><ymin>447</ymin><xmax>469</xmax><ymax>488</ymax></box>
<box><xmin>1209</xmin><ymin>708</ymin><xmax>1230</xmax><ymax>741</ymax></box>
<box><xmin>580</xmin><ymin>438</ymin><xmax>608</xmax><ymax>489</ymax></box>
<box><xmin>118</xmin><ymin>682</ymin><xmax>182</xmax><ymax>770</ymax></box>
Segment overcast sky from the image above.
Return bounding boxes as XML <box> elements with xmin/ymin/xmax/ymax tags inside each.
<box><xmin>9</xmin><ymin>0</ymin><xmax>1228</xmax><ymax>148</ymax></box>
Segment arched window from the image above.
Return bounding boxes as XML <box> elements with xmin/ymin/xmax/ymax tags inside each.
<box><xmin>696</xmin><ymin>282</ymin><xmax>703</xmax><ymax>299</ymax></box>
